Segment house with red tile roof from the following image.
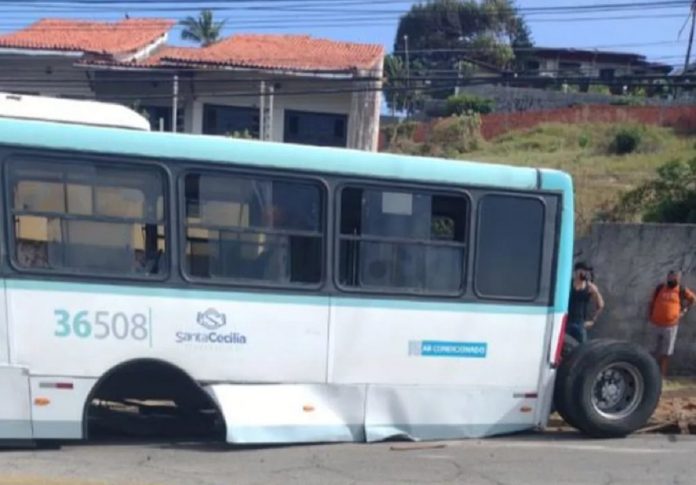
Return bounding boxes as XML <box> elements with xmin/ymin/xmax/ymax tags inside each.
<box><xmin>0</xmin><ymin>18</ymin><xmax>384</xmax><ymax>150</ymax></box>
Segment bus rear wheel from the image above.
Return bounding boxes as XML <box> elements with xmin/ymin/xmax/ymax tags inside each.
<box><xmin>554</xmin><ymin>339</ymin><xmax>661</xmax><ymax>438</ymax></box>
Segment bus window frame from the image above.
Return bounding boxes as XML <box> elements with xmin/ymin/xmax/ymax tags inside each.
<box><xmin>3</xmin><ymin>152</ymin><xmax>172</xmax><ymax>283</ymax></box>
<box><xmin>0</xmin><ymin>145</ymin><xmax>563</xmax><ymax>307</ymax></box>
<box><xmin>334</xmin><ymin>181</ymin><xmax>471</xmax><ymax>298</ymax></box>
<box><xmin>177</xmin><ymin>167</ymin><xmax>329</xmax><ymax>291</ymax></box>
<box><xmin>473</xmin><ymin>192</ymin><xmax>548</xmax><ymax>302</ymax></box>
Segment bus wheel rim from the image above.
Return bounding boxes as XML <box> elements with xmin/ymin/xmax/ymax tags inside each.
<box><xmin>590</xmin><ymin>362</ymin><xmax>644</xmax><ymax>420</ymax></box>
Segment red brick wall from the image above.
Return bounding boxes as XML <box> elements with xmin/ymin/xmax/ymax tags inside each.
<box><xmin>379</xmin><ymin>105</ymin><xmax>696</xmax><ymax>150</ymax></box>
<box><xmin>479</xmin><ymin>105</ymin><xmax>696</xmax><ymax>140</ymax></box>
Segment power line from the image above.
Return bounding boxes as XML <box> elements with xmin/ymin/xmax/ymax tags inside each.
<box><xmin>0</xmin><ymin>0</ymin><xmax>688</xmax><ymax>10</ymax></box>
<box><xmin>0</xmin><ymin>0</ymin><xmax>693</xmax><ymax>20</ymax></box>
<box><xmin>0</xmin><ymin>13</ymin><xmax>689</xmax><ymax>31</ymax></box>
<box><xmin>1</xmin><ymin>72</ymin><xmax>693</xmax><ymax>92</ymax></box>
<box><xmin>69</xmin><ymin>79</ymin><xmax>696</xmax><ymax>102</ymax></box>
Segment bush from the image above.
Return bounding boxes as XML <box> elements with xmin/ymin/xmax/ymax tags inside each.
<box><xmin>588</xmin><ymin>85</ymin><xmax>611</xmax><ymax>96</ymax></box>
<box><xmin>429</xmin><ymin>114</ymin><xmax>483</xmax><ymax>154</ymax></box>
<box><xmin>609</xmin><ymin>97</ymin><xmax>643</xmax><ymax>107</ymax></box>
<box><xmin>445</xmin><ymin>94</ymin><xmax>494</xmax><ymax>116</ymax></box>
<box><xmin>604</xmin><ymin>158</ymin><xmax>696</xmax><ymax>223</ymax></box>
<box><xmin>227</xmin><ymin>129</ymin><xmax>254</xmax><ymax>139</ymax></box>
<box><xmin>382</xmin><ymin>121</ymin><xmax>420</xmax><ymax>143</ymax></box>
<box><xmin>609</xmin><ymin>126</ymin><xmax>643</xmax><ymax>155</ymax></box>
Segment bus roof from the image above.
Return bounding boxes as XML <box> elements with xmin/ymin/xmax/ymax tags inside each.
<box><xmin>0</xmin><ymin>93</ymin><xmax>151</xmax><ymax>131</ymax></box>
<box><xmin>0</xmin><ymin>116</ymin><xmax>572</xmax><ymax>192</ymax></box>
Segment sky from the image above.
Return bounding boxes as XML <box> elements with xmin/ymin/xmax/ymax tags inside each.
<box><xmin>1</xmin><ymin>0</ymin><xmax>693</xmax><ymax>71</ymax></box>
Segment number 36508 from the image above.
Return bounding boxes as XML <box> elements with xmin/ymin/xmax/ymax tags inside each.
<box><xmin>54</xmin><ymin>310</ymin><xmax>150</xmax><ymax>341</ymax></box>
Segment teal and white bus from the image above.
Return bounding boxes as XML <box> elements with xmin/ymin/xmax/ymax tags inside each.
<box><xmin>0</xmin><ymin>94</ymin><xmax>660</xmax><ymax>445</ymax></box>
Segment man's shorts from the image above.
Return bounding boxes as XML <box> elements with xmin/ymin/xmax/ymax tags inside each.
<box><xmin>649</xmin><ymin>324</ymin><xmax>679</xmax><ymax>356</ymax></box>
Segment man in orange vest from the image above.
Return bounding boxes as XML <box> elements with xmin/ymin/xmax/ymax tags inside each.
<box><xmin>649</xmin><ymin>270</ymin><xmax>696</xmax><ymax>377</ymax></box>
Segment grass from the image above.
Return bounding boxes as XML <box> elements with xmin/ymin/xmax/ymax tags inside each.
<box><xmin>663</xmin><ymin>377</ymin><xmax>696</xmax><ymax>392</ymax></box>
<box><xmin>386</xmin><ymin>122</ymin><xmax>696</xmax><ymax>234</ymax></box>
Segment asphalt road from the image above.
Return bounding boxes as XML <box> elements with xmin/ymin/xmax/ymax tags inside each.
<box><xmin>0</xmin><ymin>433</ymin><xmax>694</xmax><ymax>485</ymax></box>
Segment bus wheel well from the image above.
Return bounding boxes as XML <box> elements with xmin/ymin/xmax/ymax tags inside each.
<box><xmin>83</xmin><ymin>359</ymin><xmax>224</xmax><ymax>441</ymax></box>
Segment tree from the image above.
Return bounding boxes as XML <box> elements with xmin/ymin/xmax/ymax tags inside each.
<box><xmin>383</xmin><ymin>54</ymin><xmax>407</xmax><ymax>115</ymax></box>
<box><xmin>393</xmin><ymin>0</ymin><xmax>531</xmax><ymax>70</ymax></box>
<box><xmin>605</xmin><ymin>158</ymin><xmax>696</xmax><ymax>223</ymax></box>
<box><xmin>386</xmin><ymin>0</ymin><xmax>531</xmax><ymax>110</ymax></box>
<box><xmin>179</xmin><ymin>10</ymin><xmax>226</xmax><ymax>47</ymax></box>
<box><xmin>383</xmin><ymin>54</ymin><xmax>425</xmax><ymax>116</ymax></box>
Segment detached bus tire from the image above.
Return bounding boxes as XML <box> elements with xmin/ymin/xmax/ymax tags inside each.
<box><xmin>554</xmin><ymin>339</ymin><xmax>613</xmax><ymax>430</ymax></box>
<box><xmin>564</xmin><ymin>340</ymin><xmax>661</xmax><ymax>438</ymax></box>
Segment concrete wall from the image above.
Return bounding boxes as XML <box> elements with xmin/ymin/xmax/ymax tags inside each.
<box><xmin>427</xmin><ymin>85</ymin><xmax>696</xmax><ymax>116</ymax></box>
<box><xmin>576</xmin><ymin>223</ymin><xmax>696</xmax><ymax>375</ymax></box>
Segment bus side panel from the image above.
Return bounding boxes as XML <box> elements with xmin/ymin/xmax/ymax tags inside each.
<box><xmin>364</xmin><ymin>385</ymin><xmax>536</xmax><ymax>441</ymax></box>
<box><xmin>7</xmin><ymin>281</ymin><xmax>330</xmax><ymax>383</ymax></box>
<box><xmin>29</xmin><ymin>377</ymin><xmax>96</xmax><ymax>439</ymax></box>
<box><xmin>205</xmin><ymin>383</ymin><xmax>366</xmax><ymax>444</ymax></box>
<box><xmin>0</xmin><ymin>366</ymin><xmax>32</xmax><ymax>439</ymax></box>
<box><xmin>328</xmin><ymin>301</ymin><xmax>546</xmax><ymax>439</ymax></box>
<box><xmin>0</xmin><ymin>280</ymin><xmax>7</xmax><ymax>365</ymax></box>
<box><xmin>0</xmin><ymin>277</ymin><xmax>33</xmax><ymax>440</ymax></box>
<box><xmin>329</xmin><ymin>301</ymin><xmax>547</xmax><ymax>387</ymax></box>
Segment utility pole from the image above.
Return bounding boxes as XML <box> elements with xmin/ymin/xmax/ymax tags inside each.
<box><xmin>684</xmin><ymin>1</ymin><xmax>696</xmax><ymax>73</ymax></box>
<box><xmin>259</xmin><ymin>80</ymin><xmax>266</xmax><ymax>140</ymax></box>
<box><xmin>403</xmin><ymin>34</ymin><xmax>411</xmax><ymax>118</ymax></box>
<box><xmin>172</xmin><ymin>74</ymin><xmax>179</xmax><ymax>133</ymax></box>
<box><xmin>266</xmin><ymin>83</ymin><xmax>274</xmax><ymax>141</ymax></box>
<box><xmin>258</xmin><ymin>81</ymin><xmax>274</xmax><ymax>141</ymax></box>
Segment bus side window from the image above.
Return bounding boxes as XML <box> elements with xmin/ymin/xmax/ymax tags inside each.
<box><xmin>9</xmin><ymin>159</ymin><xmax>167</xmax><ymax>278</ymax></box>
<box><xmin>338</xmin><ymin>186</ymin><xmax>468</xmax><ymax>295</ymax></box>
<box><xmin>183</xmin><ymin>171</ymin><xmax>323</xmax><ymax>286</ymax></box>
<box><xmin>475</xmin><ymin>194</ymin><xmax>545</xmax><ymax>300</ymax></box>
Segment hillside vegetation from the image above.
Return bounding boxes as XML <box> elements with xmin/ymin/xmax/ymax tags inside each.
<box><xmin>384</xmin><ymin>121</ymin><xmax>696</xmax><ymax>233</ymax></box>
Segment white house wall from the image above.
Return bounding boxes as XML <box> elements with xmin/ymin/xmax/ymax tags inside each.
<box><xmin>0</xmin><ymin>55</ymin><xmax>93</xmax><ymax>99</ymax></box>
<box><xmin>186</xmin><ymin>75</ymin><xmax>354</xmax><ymax>145</ymax></box>
<box><xmin>2</xmin><ymin>63</ymin><xmax>379</xmax><ymax>150</ymax></box>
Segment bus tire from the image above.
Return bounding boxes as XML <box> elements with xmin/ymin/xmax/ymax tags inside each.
<box><xmin>553</xmin><ymin>339</ymin><xmax>611</xmax><ymax>429</ymax></box>
<box><xmin>569</xmin><ymin>341</ymin><xmax>661</xmax><ymax>438</ymax></box>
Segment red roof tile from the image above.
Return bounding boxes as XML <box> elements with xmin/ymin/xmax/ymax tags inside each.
<box><xmin>160</xmin><ymin>34</ymin><xmax>384</xmax><ymax>73</ymax></box>
<box><xmin>0</xmin><ymin>18</ymin><xmax>174</xmax><ymax>56</ymax></box>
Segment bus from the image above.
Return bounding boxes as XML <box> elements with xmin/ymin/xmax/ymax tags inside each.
<box><xmin>0</xmin><ymin>94</ymin><xmax>660</xmax><ymax>445</ymax></box>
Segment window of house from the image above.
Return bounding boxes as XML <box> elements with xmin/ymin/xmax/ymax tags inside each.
<box><xmin>202</xmin><ymin>104</ymin><xmax>260</xmax><ymax>138</ymax></box>
<box><xmin>475</xmin><ymin>195</ymin><xmax>545</xmax><ymax>300</ymax></box>
<box><xmin>8</xmin><ymin>159</ymin><xmax>167</xmax><ymax>277</ymax></box>
<box><xmin>559</xmin><ymin>62</ymin><xmax>582</xmax><ymax>75</ymax></box>
<box><xmin>284</xmin><ymin>110</ymin><xmax>348</xmax><ymax>147</ymax></box>
<box><xmin>526</xmin><ymin>60</ymin><xmax>541</xmax><ymax>71</ymax></box>
<box><xmin>183</xmin><ymin>172</ymin><xmax>323</xmax><ymax>285</ymax></box>
<box><xmin>338</xmin><ymin>186</ymin><xmax>468</xmax><ymax>295</ymax></box>
<box><xmin>140</xmin><ymin>105</ymin><xmax>183</xmax><ymax>132</ymax></box>
<box><xmin>599</xmin><ymin>68</ymin><xmax>616</xmax><ymax>81</ymax></box>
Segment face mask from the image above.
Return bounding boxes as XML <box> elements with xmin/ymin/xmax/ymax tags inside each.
<box><xmin>667</xmin><ymin>280</ymin><xmax>678</xmax><ymax>289</ymax></box>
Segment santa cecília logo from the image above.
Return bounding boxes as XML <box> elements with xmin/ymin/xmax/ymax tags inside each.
<box><xmin>175</xmin><ymin>308</ymin><xmax>247</xmax><ymax>345</ymax></box>
<box><xmin>197</xmin><ymin>308</ymin><xmax>227</xmax><ymax>330</ymax></box>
